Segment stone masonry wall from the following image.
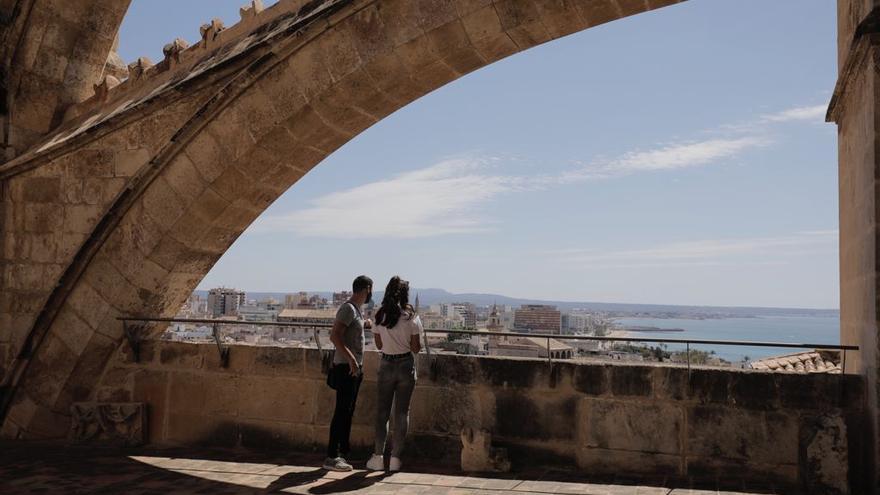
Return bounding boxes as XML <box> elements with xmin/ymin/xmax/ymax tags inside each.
<box><xmin>96</xmin><ymin>341</ymin><xmax>865</xmax><ymax>494</ymax></box>
<box><xmin>834</xmin><ymin>2</ymin><xmax>880</xmax><ymax>491</ymax></box>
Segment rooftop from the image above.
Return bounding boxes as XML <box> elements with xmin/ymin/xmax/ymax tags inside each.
<box><xmin>749</xmin><ymin>350</ymin><xmax>842</xmax><ymax>374</ymax></box>
<box><xmin>277</xmin><ymin>309</ymin><xmax>337</xmax><ymax>319</ymax></box>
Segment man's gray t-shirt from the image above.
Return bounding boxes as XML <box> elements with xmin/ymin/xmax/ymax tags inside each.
<box><xmin>333</xmin><ymin>302</ymin><xmax>364</xmax><ymax>365</ymax></box>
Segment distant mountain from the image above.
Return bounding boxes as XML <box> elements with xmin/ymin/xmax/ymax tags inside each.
<box><xmin>194</xmin><ymin>287</ymin><xmax>839</xmax><ymax>318</ymax></box>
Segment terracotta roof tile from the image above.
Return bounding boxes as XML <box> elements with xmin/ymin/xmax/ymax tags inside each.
<box><xmin>749</xmin><ymin>350</ymin><xmax>841</xmax><ymax>374</ymax></box>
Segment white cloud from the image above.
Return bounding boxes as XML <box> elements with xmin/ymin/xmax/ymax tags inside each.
<box><xmin>760</xmin><ymin>104</ymin><xmax>827</xmax><ymax>123</ymax></box>
<box><xmin>255</xmin><ymin>102</ymin><xmax>821</xmax><ymax>239</ymax></box>
<box><xmin>253</xmin><ymin>157</ymin><xmax>527</xmax><ymax>238</ymax></box>
<box><xmin>557</xmin><ymin>137</ymin><xmax>768</xmax><ymax>183</ymax></box>
<box><xmin>549</xmin><ymin>231</ymin><xmax>837</xmax><ymax>269</ymax></box>
<box><xmin>610</xmin><ymin>137</ymin><xmax>768</xmax><ymax>172</ymax></box>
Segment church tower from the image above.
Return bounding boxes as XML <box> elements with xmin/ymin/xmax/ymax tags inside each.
<box><xmin>488</xmin><ymin>303</ymin><xmax>501</xmax><ymax>330</ymax></box>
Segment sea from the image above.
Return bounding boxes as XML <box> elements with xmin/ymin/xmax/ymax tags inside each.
<box><xmin>612</xmin><ymin>316</ymin><xmax>840</xmax><ymax>363</ymax></box>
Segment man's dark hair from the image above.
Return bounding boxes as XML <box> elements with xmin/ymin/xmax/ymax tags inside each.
<box><xmin>352</xmin><ymin>275</ymin><xmax>372</xmax><ymax>293</ymax></box>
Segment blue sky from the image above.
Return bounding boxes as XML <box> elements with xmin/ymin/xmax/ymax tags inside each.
<box><xmin>119</xmin><ymin>0</ymin><xmax>839</xmax><ymax>308</ymax></box>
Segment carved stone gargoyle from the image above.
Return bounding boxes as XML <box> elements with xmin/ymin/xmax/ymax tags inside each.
<box><xmin>162</xmin><ymin>38</ymin><xmax>191</xmax><ymax>67</ymax></box>
<box><xmin>240</xmin><ymin>0</ymin><xmax>265</xmax><ymax>20</ymax></box>
<box><xmin>69</xmin><ymin>402</ymin><xmax>147</xmax><ymax>447</ymax></box>
<box><xmin>200</xmin><ymin>18</ymin><xmax>225</xmax><ymax>49</ymax></box>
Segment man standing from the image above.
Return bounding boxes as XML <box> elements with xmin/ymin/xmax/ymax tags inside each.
<box><xmin>323</xmin><ymin>275</ymin><xmax>372</xmax><ymax>471</ymax></box>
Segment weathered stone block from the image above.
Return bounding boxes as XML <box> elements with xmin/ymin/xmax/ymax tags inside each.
<box><xmin>23</xmin><ymin>335</ymin><xmax>80</xmax><ymax>408</ymax></box>
<box><xmin>414</xmin><ymin>0</ymin><xmax>460</xmax><ymax>32</ymax></box>
<box><xmin>50</xmin><ymin>307</ymin><xmax>94</xmax><ymax>356</ymax></box>
<box><xmin>533</xmin><ymin>0</ymin><xmax>587</xmax><ymax>39</ymax></box>
<box><xmin>311</xmin><ymin>90</ymin><xmax>376</xmax><ymax>138</ymax></box>
<box><xmin>63</xmin><ymin>203</ymin><xmax>102</xmax><ymax>234</ymax></box>
<box><xmin>617</xmin><ymin>0</ymin><xmax>650</xmax><ymax>16</ymax></box>
<box><xmin>25</xmin><ymin>202</ymin><xmax>64</xmax><ymax>232</ymax></box>
<box><xmin>728</xmin><ymin>371</ymin><xmax>780</xmax><ymax>410</ymax></box>
<box><xmin>66</xmin><ymin>281</ymin><xmax>109</xmax><ymax>330</ymax></box>
<box><xmin>69</xmin><ymin>149</ymin><xmax>115</xmax><ymax>178</ymax></box>
<box><xmin>577</xmin><ymin>448</ymin><xmax>683</xmax><ymax>477</ymax></box>
<box><xmin>196</xmin><ymin>224</ymin><xmax>240</xmax><ymax>255</ymax></box>
<box><xmin>115</xmin><ymin>148</ymin><xmax>151</xmax><ymax>177</ymax></box>
<box><xmin>167</xmin><ymin>372</ymin><xmax>208</xmax><ymax>416</ymax></box>
<box><xmin>165</xmin><ymin>412</ymin><xmax>235</xmax><ymax>446</ymax></box>
<box><xmin>652</xmin><ymin>366</ymin><xmax>687</xmax><ymax>400</ymax></box>
<box><xmin>610</xmin><ymin>365</ymin><xmax>653</xmax><ymax>397</ymax></box>
<box><xmin>350</xmin><ymin>380</ymin><xmax>378</xmax><ymax>427</ymax></box>
<box><xmin>344</xmin><ymin>5</ymin><xmax>391</xmax><ymax>62</ymax></box>
<box><xmin>283</xmin><ymin>105</ymin><xmax>349</xmax><ymax>154</ymax></box>
<box><xmin>373</xmin><ymin>0</ymin><xmax>422</xmax><ymax>47</ymax></box>
<box><xmin>688</xmin><ymin>368</ymin><xmax>731</xmax><ymax>405</ymax></box>
<box><xmin>236</xmin><ymin>376</ymin><xmax>318</xmax><ymax>424</ymax></box>
<box><xmin>26</xmin><ymin>404</ymin><xmax>70</xmax><ymax>438</ymax></box>
<box><xmin>251</xmin><ymin>346</ymin><xmax>304</xmax><ymax>376</ymax></box>
<box><xmin>159</xmin><ymin>343</ymin><xmax>204</xmax><ymax>369</ymax></box>
<box><xmin>777</xmin><ymin>372</ymin><xmax>841</xmax><ymax>411</ymax></box>
<box><xmin>580</xmin><ymin>399</ymin><xmax>682</xmax><ymax>455</ymax></box>
<box><xmin>27</xmin><ymin>232</ymin><xmax>59</xmax><ymax>263</ymax></box>
<box><xmin>686</xmin><ymin>457</ymin><xmax>798</xmax><ymax>488</ymax></box>
<box><xmin>800</xmin><ymin>413</ymin><xmax>849</xmax><ymax>495</ymax></box>
<box><xmin>140</xmin><ymin>176</ymin><xmax>186</xmax><ymax>231</ymax></box>
<box><xmin>576</xmin><ymin>0</ymin><xmax>621</xmax><ymax>27</ymax></box>
<box><xmin>236</xmin><ymin>419</ymin><xmax>318</xmax><ymax>452</ymax></box>
<box><xmin>54</xmin><ymin>332</ymin><xmax>118</xmax><ymax>409</ymax></box>
<box><xmin>21</xmin><ymin>177</ymin><xmax>61</xmax><ymax>203</ymax></box>
<box><xmin>409</xmin><ymin>385</ymin><xmax>490</xmax><ymax>435</ymax></box>
<box><xmin>687</xmin><ymin>406</ymin><xmax>797</xmax><ymax>466</ymax></box>
<box><xmin>478</xmin><ymin>357</ymin><xmax>537</xmax><ymax>388</ymax></box>
<box><xmin>428</xmin><ymin>353</ymin><xmax>480</xmax><ymax>385</ymax></box>
<box><xmin>494</xmin><ymin>0</ymin><xmax>551</xmax><ymax>48</ymax></box>
<box><xmin>314</xmin><ymin>26</ymin><xmax>363</xmax><ymax>84</ymax></box>
<box><xmin>495</xmin><ymin>390</ymin><xmax>576</xmax><ymax>441</ymax></box>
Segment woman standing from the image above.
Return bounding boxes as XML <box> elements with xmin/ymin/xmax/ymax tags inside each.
<box><xmin>365</xmin><ymin>276</ymin><xmax>422</xmax><ymax>472</ymax></box>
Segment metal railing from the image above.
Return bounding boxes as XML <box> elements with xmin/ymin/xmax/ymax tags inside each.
<box><xmin>119</xmin><ymin>316</ymin><xmax>333</xmax><ymax>367</ymax></box>
<box><xmin>425</xmin><ymin>328</ymin><xmax>858</xmax><ymax>372</ymax></box>
<box><xmin>118</xmin><ymin>316</ymin><xmax>858</xmax><ymax>372</ymax></box>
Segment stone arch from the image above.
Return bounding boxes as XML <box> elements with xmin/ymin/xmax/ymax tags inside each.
<box><xmin>0</xmin><ymin>0</ymin><xmax>686</xmax><ymax>437</ymax></box>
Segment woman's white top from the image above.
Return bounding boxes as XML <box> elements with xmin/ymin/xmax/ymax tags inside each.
<box><xmin>375</xmin><ymin>314</ymin><xmax>423</xmax><ymax>355</ymax></box>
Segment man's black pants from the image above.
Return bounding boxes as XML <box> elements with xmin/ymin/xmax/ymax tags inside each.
<box><xmin>327</xmin><ymin>363</ymin><xmax>363</xmax><ymax>459</ymax></box>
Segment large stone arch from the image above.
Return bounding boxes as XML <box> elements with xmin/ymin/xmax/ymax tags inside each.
<box><xmin>0</xmin><ymin>0</ymin><xmax>687</xmax><ymax>438</ymax></box>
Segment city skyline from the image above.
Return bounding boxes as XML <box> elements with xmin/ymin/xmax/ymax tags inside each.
<box><xmin>119</xmin><ymin>0</ymin><xmax>839</xmax><ymax>309</ymax></box>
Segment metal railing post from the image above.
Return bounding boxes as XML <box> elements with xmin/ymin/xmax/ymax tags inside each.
<box><xmin>211</xmin><ymin>323</ymin><xmax>229</xmax><ymax>368</ymax></box>
<box><xmin>422</xmin><ymin>326</ymin><xmax>431</xmax><ymax>358</ymax></box>
<box><xmin>686</xmin><ymin>342</ymin><xmax>690</xmax><ymax>375</ymax></box>
<box><xmin>313</xmin><ymin>326</ymin><xmax>322</xmax><ymax>352</ymax></box>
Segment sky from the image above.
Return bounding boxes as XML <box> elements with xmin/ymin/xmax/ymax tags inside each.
<box><xmin>118</xmin><ymin>0</ymin><xmax>840</xmax><ymax>309</ymax></box>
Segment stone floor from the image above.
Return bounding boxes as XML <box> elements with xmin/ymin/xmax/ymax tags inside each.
<box><xmin>0</xmin><ymin>442</ymin><xmax>782</xmax><ymax>495</ymax></box>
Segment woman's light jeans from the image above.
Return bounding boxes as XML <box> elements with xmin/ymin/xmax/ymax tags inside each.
<box><xmin>374</xmin><ymin>353</ymin><xmax>416</xmax><ymax>457</ymax></box>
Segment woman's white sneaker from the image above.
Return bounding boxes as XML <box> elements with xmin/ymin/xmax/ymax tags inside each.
<box><xmin>366</xmin><ymin>454</ymin><xmax>384</xmax><ymax>471</ymax></box>
<box><xmin>388</xmin><ymin>456</ymin><xmax>402</xmax><ymax>472</ymax></box>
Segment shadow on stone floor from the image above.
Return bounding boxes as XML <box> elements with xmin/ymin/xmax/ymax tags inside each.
<box><xmin>0</xmin><ymin>441</ymin><xmax>785</xmax><ymax>495</ymax></box>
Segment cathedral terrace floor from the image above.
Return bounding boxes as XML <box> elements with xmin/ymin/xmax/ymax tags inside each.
<box><xmin>0</xmin><ymin>442</ymin><xmax>781</xmax><ymax>495</ymax></box>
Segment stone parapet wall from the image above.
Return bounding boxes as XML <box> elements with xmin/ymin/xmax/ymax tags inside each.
<box><xmin>96</xmin><ymin>341</ymin><xmax>865</xmax><ymax>494</ymax></box>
